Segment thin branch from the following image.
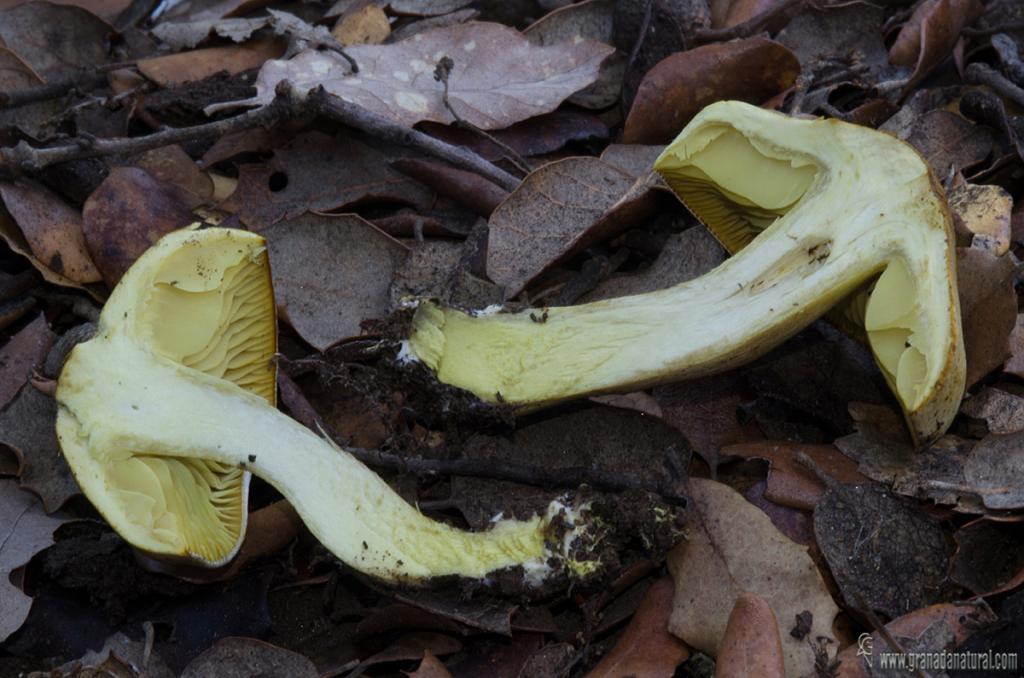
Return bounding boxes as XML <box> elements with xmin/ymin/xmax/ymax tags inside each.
<box><xmin>694</xmin><ymin>0</ymin><xmax>807</xmax><ymax>43</ymax></box>
<box><xmin>306</xmin><ymin>86</ymin><xmax>521</xmax><ymax>191</ymax></box>
<box><xmin>0</xmin><ymin>71</ymin><xmax>109</xmax><ymax>110</ymax></box>
<box><xmin>433</xmin><ymin>56</ymin><xmax>532</xmax><ymax>177</ymax></box>
<box><xmin>965</xmin><ymin>62</ymin><xmax>1024</xmax><ymax>109</ymax></box>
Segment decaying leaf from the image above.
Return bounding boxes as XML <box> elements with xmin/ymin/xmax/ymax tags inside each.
<box><xmin>0</xmin><ymin>47</ymin><xmax>61</xmax><ymax>138</ymax></box>
<box><xmin>950</xmin><ymin>517</ymin><xmax>1024</xmax><ymax>596</ymax></box>
<box><xmin>264</xmin><ymin>213</ymin><xmax>407</xmax><ymax>350</ymax></box>
<box><xmin>0</xmin><ymin>2</ymin><xmax>112</xmax><ymax>80</ymax></box>
<box><xmin>667</xmin><ymin>478</ymin><xmax>838</xmax><ymax>677</ymax></box>
<box><xmin>229</xmin><ymin>22</ymin><xmax>614</xmax><ymax>129</ymax></box>
<box><xmin>716</xmin><ymin>592</ymin><xmax>785</xmax><ymax>678</ymax></box>
<box><xmin>46</xmin><ymin>630</ymin><xmax>176</xmax><ymax>678</ymax></box>
<box><xmin>905</xmin><ymin>110</ymin><xmax>993</xmax><ymax>178</ymax></box>
<box><xmin>888</xmin><ymin>0</ymin><xmax>983</xmax><ymax>96</ymax></box>
<box><xmin>963</xmin><ymin>433</ymin><xmax>1024</xmax><ymax>510</ymax></box>
<box><xmin>486</xmin><ymin>157</ymin><xmax>636</xmax><ymax>297</ymax></box>
<box><xmin>0</xmin><ymin>479</ymin><xmax>70</xmax><ymax>642</ymax></box>
<box><xmin>333</xmin><ymin>3</ymin><xmax>391</xmax><ymax>45</ymax></box>
<box><xmin>82</xmin><ymin>167</ymin><xmax>196</xmax><ymax>287</ymax></box>
<box><xmin>584</xmin><ymin>578</ymin><xmax>689</xmax><ymax>678</ymax></box>
<box><xmin>0</xmin><ymin>180</ymin><xmax>102</xmax><ymax>284</ymax></box>
<box><xmin>1006</xmin><ymin>313</ymin><xmax>1024</xmax><ymax>379</ymax></box>
<box><xmin>0</xmin><ymin>314</ymin><xmax>54</xmax><ymax>412</ymax></box>
<box><xmin>814</xmin><ymin>478</ymin><xmax>954</xmax><ymax>618</ymax></box>
<box><xmin>407</xmin><ymin>651</ymin><xmax>453</xmax><ymax>678</ymax></box>
<box><xmin>623</xmin><ymin>37</ymin><xmax>800</xmax><ymax>144</ymax></box>
<box><xmin>960</xmin><ymin>388</ymin><xmax>1024</xmax><ymax>435</ymax></box>
<box><xmin>221</xmin><ymin>131</ymin><xmax>435</xmax><ymax>231</ymax></box>
<box><xmin>180</xmin><ymin>637</ymin><xmax>318</xmax><ymax>678</ymax></box>
<box><xmin>948</xmin><ymin>183</ymin><xmax>1013</xmax><ymax>255</ymax></box>
<box><xmin>137</xmin><ymin>39</ymin><xmax>285</xmax><ymax>87</ymax></box>
<box><xmin>957</xmin><ymin>246</ymin><xmax>1017</xmax><ymax>388</ymax></box>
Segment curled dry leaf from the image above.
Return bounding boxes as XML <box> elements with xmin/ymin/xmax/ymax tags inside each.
<box><xmin>0</xmin><ymin>180</ymin><xmax>102</xmax><ymax>284</ymax></box>
<box><xmin>715</xmin><ymin>592</ymin><xmax>785</xmax><ymax>678</ymax></box>
<box><xmin>137</xmin><ymin>39</ymin><xmax>285</xmax><ymax>87</ymax></box>
<box><xmin>0</xmin><ymin>479</ymin><xmax>71</xmax><ymax>642</ymax></box>
<box><xmin>264</xmin><ymin>213</ymin><xmax>408</xmax><ymax>351</ymax></box>
<box><xmin>667</xmin><ymin>478</ymin><xmax>838</xmax><ymax>678</ymax></box>
<box><xmin>623</xmin><ymin>37</ymin><xmax>800</xmax><ymax>144</ymax></box>
<box><xmin>82</xmin><ymin>167</ymin><xmax>195</xmax><ymax>287</ymax></box>
<box><xmin>948</xmin><ymin>183</ymin><xmax>1012</xmax><ymax>255</ymax></box>
<box><xmin>486</xmin><ymin>157</ymin><xmax>637</xmax><ymax>297</ymax></box>
<box><xmin>584</xmin><ymin>577</ymin><xmax>690</xmax><ymax>678</ymax></box>
<box><xmin>957</xmin><ymin>246</ymin><xmax>1018</xmax><ymax>388</ymax></box>
<box><xmin>888</xmin><ymin>0</ymin><xmax>983</xmax><ymax>96</ymax></box>
<box><xmin>230</xmin><ymin>22</ymin><xmax>614</xmax><ymax>129</ymax></box>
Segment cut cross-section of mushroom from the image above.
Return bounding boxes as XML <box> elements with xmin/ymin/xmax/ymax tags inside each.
<box><xmin>407</xmin><ymin>101</ymin><xmax>965</xmax><ymax>446</ymax></box>
<box><xmin>56</xmin><ymin>226</ymin><xmax>617</xmax><ymax>582</ymax></box>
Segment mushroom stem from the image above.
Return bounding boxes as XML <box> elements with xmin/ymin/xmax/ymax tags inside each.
<box><xmin>57</xmin><ymin>333</ymin><xmax>595</xmax><ymax>582</ymax></box>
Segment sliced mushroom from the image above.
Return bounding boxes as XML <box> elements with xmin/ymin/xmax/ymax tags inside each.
<box><xmin>408</xmin><ymin>101</ymin><xmax>965</xmax><ymax>446</ymax></box>
<box><xmin>56</xmin><ymin>226</ymin><xmax>611</xmax><ymax>582</ymax></box>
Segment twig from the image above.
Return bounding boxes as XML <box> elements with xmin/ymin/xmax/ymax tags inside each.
<box><xmin>0</xmin><ymin>89</ymin><xmax>295</xmax><ymax>175</ymax></box>
<box><xmin>694</xmin><ymin>0</ymin><xmax>807</xmax><ymax>43</ymax></box>
<box><xmin>306</xmin><ymin>86</ymin><xmax>521</xmax><ymax>191</ymax></box>
<box><xmin>0</xmin><ymin>62</ymin><xmax>136</xmax><ymax>110</ymax></box>
<box><xmin>965</xmin><ymin>62</ymin><xmax>1024</xmax><ymax>109</ymax></box>
<box><xmin>433</xmin><ymin>56</ymin><xmax>532</xmax><ymax>177</ymax></box>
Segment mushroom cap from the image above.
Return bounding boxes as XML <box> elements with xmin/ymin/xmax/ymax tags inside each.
<box><xmin>56</xmin><ymin>225</ymin><xmax>276</xmax><ymax>566</ymax></box>
<box><xmin>654</xmin><ymin>101</ymin><xmax>965</xmax><ymax>445</ymax></box>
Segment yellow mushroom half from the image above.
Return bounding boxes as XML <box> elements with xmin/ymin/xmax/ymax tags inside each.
<box><xmin>408</xmin><ymin>101</ymin><xmax>965</xmax><ymax>447</ymax></box>
<box><xmin>56</xmin><ymin>226</ymin><xmax>607</xmax><ymax>582</ymax></box>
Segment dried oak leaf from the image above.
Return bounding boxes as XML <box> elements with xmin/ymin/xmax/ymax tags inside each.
<box><xmin>833</xmin><ymin>602</ymin><xmax>991</xmax><ymax>677</ymax></box>
<box><xmin>230</xmin><ymin>22</ymin><xmax>614</xmax><ymax>129</ymax></box>
<box><xmin>486</xmin><ymin>157</ymin><xmax>636</xmax><ymax>297</ymax></box>
<box><xmin>957</xmin><ymin>246</ymin><xmax>1017</xmax><ymax>388</ymax></box>
<box><xmin>667</xmin><ymin>477</ymin><xmax>838</xmax><ymax>678</ymax></box>
<box><xmin>0</xmin><ymin>2</ymin><xmax>112</xmax><ymax>80</ymax></box>
<box><xmin>82</xmin><ymin>166</ymin><xmax>196</xmax><ymax>287</ymax></box>
<box><xmin>523</xmin><ymin>0</ymin><xmax>624</xmax><ymax>110</ymax></box>
<box><xmin>137</xmin><ymin>39</ymin><xmax>284</xmax><ymax>87</ymax></box>
<box><xmin>814</xmin><ymin>479</ymin><xmax>954</xmax><ymax>618</ymax></box>
<box><xmin>181</xmin><ymin>637</ymin><xmax>318</xmax><ymax>678</ymax></box>
<box><xmin>0</xmin><ymin>383</ymin><xmax>81</xmax><ymax>512</ymax></box>
<box><xmin>221</xmin><ymin>131</ymin><xmax>434</xmax><ymax>231</ymax></box>
<box><xmin>950</xmin><ymin>517</ymin><xmax>1024</xmax><ymax>596</ymax></box>
<box><xmin>888</xmin><ymin>0</ymin><xmax>984</xmax><ymax>97</ymax></box>
<box><xmin>0</xmin><ymin>47</ymin><xmax>62</xmax><ymax>137</ymax></box>
<box><xmin>0</xmin><ymin>180</ymin><xmax>102</xmax><ymax>284</ymax></box>
<box><xmin>584</xmin><ymin>578</ymin><xmax>689</xmax><ymax>678</ymax></box>
<box><xmin>130</xmin><ymin>145</ymin><xmax>215</xmax><ymax>202</ymax></box>
<box><xmin>333</xmin><ymin>3</ymin><xmax>390</xmax><ymax>46</ymax></box>
<box><xmin>0</xmin><ymin>479</ymin><xmax>70</xmax><ymax>642</ymax></box>
<box><xmin>963</xmin><ymin>432</ymin><xmax>1024</xmax><ymax>510</ymax></box>
<box><xmin>905</xmin><ymin>109</ymin><xmax>993</xmax><ymax>178</ymax></box>
<box><xmin>623</xmin><ymin>37</ymin><xmax>800</xmax><ymax>144</ymax></box>
<box><xmin>0</xmin><ymin>314</ymin><xmax>54</xmax><ymax>412</ymax></box>
<box><xmin>264</xmin><ymin>212</ymin><xmax>407</xmax><ymax>351</ymax></box>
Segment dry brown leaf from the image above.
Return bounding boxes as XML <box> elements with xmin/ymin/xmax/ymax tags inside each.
<box><xmin>180</xmin><ymin>637</ymin><xmax>318</xmax><ymax>678</ymax></box>
<box><xmin>950</xmin><ymin>517</ymin><xmax>1024</xmax><ymax>596</ymax></box>
<box><xmin>0</xmin><ymin>180</ymin><xmax>102</xmax><ymax>284</ymax></box>
<box><xmin>0</xmin><ymin>2</ymin><xmax>112</xmax><ymax>80</ymax></box>
<box><xmin>221</xmin><ymin>131</ymin><xmax>434</xmax><ymax>231</ymax></box>
<box><xmin>0</xmin><ymin>314</ymin><xmax>53</xmax><ymax>412</ymax></box>
<box><xmin>523</xmin><ymin>0</ymin><xmax>624</xmax><ymax>109</ymax></box>
<box><xmin>0</xmin><ymin>0</ymin><xmax>131</xmax><ymax>23</ymax></box>
<box><xmin>598</xmin><ymin>144</ymin><xmax>665</xmax><ymax>177</ymax></box>
<box><xmin>948</xmin><ymin>183</ymin><xmax>1012</xmax><ymax>255</ymax></box>
<box><xmin>231</xmin><ymin>22</ymin><xmax>614</xmax><ymax>129</ymax></box>
<box><xmin>584</xmin><ymin>578</ymin><xmax>690</xmax><ymax>678</ymax></box>
<box><xmin>623</xmin><ymin>37</ymin><xmax>800</xmax><ymax>144</ymax></box>
<box><xmin>333</xmin><ymin>3</ymin><xmax>390</xmax><ymax>45</ymax></box>
<box><xmin>888</xmin><ymin>0</ymin><xmax>983</xmax><ymax>96</ymax></box>
<box><xmin>264</xmin><ymin>213</ymin><xmax>407</xmax><ymax>351</ymax></box>
<box><xmin>486</xmin><ymin>157</ymin><xmax>636</xmax><ymax>297</ymax></box>
<box><xmin>131</xmin><ymin>145</ymin><xmax>214</xmax><ymax>202</ymax></box>
<box><xmin>406</xmin><ymin>651</ymin><xmax>453</xmax><ymax>678</ymax></box>
<box><xmin>667</xmin><ymin>477</ymin><xmax>838</xmax><ymax>677</ymax></box>
<box><xmin>0</xmin><ymin>478</ymin><xmax>70</xmax><ymax>642</ymax></box>
<box><xmin>390</xmin><ymin>159</ymin><xmax>508</xmax><ymax>217</ymax></box>
<box><xmin>138</xmin><ymin>39</ymin><xmax>285</xmax><ymax>87</ymax></box>
<box><xmin>716</xmin><ymin>592</ymin><xmax>785</xmax><ymax>678</ymax></box>
<box><xmin>905</xmin><ymin>110</ymin><xmax>992</xmax><ymax>178</ymax></box>
<box><xmin>82</xmin><ymin>167</ymin><xmax>196</xmax><ymax>287</ymax></box>
<box><xmin>960</xmin><ymin>388</ymin><xmax>1024</xmax><ymax>435</ymax></box>
<box><xmin>721</xmin><ymin>442</ymin><xmax>867</xmax><ymax>511</ymax></box>
<box><xmin>833</xmin><ymin>603</ymin><xmax>990</xmax><ymax>677</ymax></box>
<box><xmin>957</xmin><ymin>246</ymin><xmax>1018</xmax><ymax>388</ymax></box>
<box><xmin>964</xmin><ymin>433</ymin><xmax>1024</xmax><ymax>510</ymax></box>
